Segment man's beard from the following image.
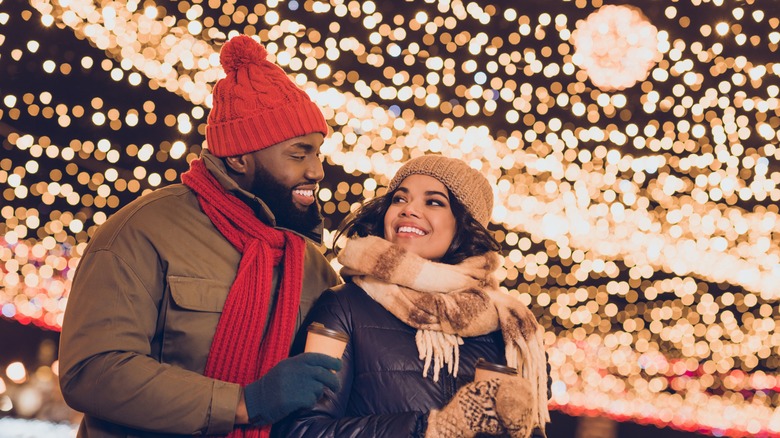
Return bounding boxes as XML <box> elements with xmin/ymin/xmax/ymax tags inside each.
<box><xmin>250</xmin><ymin>171</ymin><xmax>322</xmax><ymax>234</ymax></box>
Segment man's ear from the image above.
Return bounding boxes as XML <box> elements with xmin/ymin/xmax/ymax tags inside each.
<box><xmin>224</xmin><ymin>154</ymin><xmax>250</xmax><ymax>175</ymax></box>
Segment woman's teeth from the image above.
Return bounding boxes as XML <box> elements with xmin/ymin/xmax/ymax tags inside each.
<box><xmin>397</xmin><ymin>226</ymin><xmax>426</xmax><ymax>235</ymax></box>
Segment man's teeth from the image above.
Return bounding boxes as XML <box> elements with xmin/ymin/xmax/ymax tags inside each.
<box><xmin>397</xmin><ymin>226</ymin><xmax>426</xmax><ymax>235</ymax></box>
<box><xmin>293</xmin><ymin>189</ymin><xmax>314</xmax><ymax>197</ymax></box>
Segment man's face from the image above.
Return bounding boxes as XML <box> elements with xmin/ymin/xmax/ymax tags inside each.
<box><xmin>248</xmin><ymin>132</ymin><xmax>326</xmax><ymax>233</ymax></box>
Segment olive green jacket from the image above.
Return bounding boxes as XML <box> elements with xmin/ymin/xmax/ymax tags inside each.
<box><xmin>58</xmin><ymin>153</ymin><xmax>339</xmax><ymax>437</ymax></box>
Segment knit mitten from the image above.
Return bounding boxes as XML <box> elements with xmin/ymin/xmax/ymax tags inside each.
<box><xmin>424</xmin><ymin>379</ymin><xmax>504</xmax><ymax>438</ymax></box>
<box><xmin>495</xmin><ymin>377</ymin><xmax>536</xmax><ymax>438</ymax></box>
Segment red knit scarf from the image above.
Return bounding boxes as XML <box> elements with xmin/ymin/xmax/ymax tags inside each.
<box><xmin>181</xmin><ymin>158</ymin><xmax>305</xmax><ymax>438</ymax></box>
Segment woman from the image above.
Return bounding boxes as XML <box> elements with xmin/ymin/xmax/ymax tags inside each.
<box><xmin>274</xmin><ymin>155</ymin><xmax>549</xmax><ymax>438</ymax></box>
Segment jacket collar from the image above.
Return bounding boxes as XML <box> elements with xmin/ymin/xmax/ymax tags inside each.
<box><xmin>200</xmin><ymin>150</ymin><xmax>325</xmax><ymax>244</ymax></box>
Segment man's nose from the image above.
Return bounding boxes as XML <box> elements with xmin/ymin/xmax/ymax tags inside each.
<box><xmin>305</xmin><ymin>156</ymin><xmax>325</xmax><ymax>182</ymax></box>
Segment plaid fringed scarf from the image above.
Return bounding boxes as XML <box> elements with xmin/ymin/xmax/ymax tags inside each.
<box><xmin>338</xmin><ymin>236</ymin><xmax>550</xmax><ymax>431</ymax></box>
<box><xmin>182</xmin><ymin>158</ymin><xmax>305</xmax><ymax>438</ymax></box>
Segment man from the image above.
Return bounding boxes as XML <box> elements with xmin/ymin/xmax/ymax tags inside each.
<box><xmin>59</xmin><ymin>35</ymin><xmax>341</xmax><ymax>437</ymax></box>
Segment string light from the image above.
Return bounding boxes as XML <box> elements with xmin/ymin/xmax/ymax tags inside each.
<box><xmin>2</xmin><ymin>1</ymin><xmax>779</xmax><ymax>435</ymax></box>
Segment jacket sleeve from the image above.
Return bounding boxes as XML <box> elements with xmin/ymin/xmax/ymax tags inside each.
<box><xmin>58</xmin><ymin>248</ymin><xmax>240</xmax><ymax>435</ymax></box>
<box><xmin>273</xmin><ymin>289</ymin><xmax>425</xmax><ymax>438</ymax></box>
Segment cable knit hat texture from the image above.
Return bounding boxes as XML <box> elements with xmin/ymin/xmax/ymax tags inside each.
<box><xmin>206</xmin><ymin>35</ymin><xmax>328</xmax><ymax>157</ymax></box>
<box><xmin>388</xmin><ymin>155</ymin><xmax>494</xmax><ymax>227</ymax></box>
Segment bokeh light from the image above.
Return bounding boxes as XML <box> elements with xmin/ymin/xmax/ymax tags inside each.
<box><xmin>572</xmin><ymin>5</ymin><xmax>663</xmax><ymax>91</ymax></box>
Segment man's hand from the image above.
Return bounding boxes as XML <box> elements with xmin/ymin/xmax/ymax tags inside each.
<box><xmin>242</xmin><ymin>353</ymin><xmax>342</xmax><ymax>425</ymax></box>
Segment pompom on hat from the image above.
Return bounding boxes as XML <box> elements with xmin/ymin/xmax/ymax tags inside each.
<box><xmin>388</xmin><ymin>155</ymin><xmax>494</xmax><ymax>227</ymax></box>
<box><xmin>206</xmin><ymin>35</ymin><xmax>328</xmax><ymax>157</ymax></box>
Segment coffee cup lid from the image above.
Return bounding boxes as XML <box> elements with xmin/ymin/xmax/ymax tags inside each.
<box><xmin>475</xmin><ymin>358</ymin><xmax>517</xmax><ymax>375</ymax></box>
<box><xmin>307</xmin><ymin>322</ymin><xmax>349</xmax><ymax>342</ymax></box>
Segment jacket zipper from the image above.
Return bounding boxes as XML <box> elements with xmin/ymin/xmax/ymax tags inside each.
<box><xmin>442</xmin><ymin>370</ymin><xmax>456</xmax><ymax>401</ymax></box>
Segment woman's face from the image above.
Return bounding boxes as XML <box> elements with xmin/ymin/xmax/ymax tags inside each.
<box><xmin>383</xmin><ymin>174</ymin><xmax>457</xmax><ymax>261</ymax></box>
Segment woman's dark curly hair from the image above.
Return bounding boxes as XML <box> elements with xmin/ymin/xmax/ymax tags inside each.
<box><xmin>333</xmin><ymin>186</ymin><xmax>500</xmax><ymax>265</ymax></box>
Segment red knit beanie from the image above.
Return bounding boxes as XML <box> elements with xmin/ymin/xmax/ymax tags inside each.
<box><xmin>206</xmin><ymin>35</ymin><xmax>328</xmax><ymax>157</ymax></box>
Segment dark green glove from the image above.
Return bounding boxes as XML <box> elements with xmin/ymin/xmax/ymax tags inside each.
<box><xmin>244</xmin><ymin>352</ymin><xmax>342</xmax><ymax>425</ymax></box>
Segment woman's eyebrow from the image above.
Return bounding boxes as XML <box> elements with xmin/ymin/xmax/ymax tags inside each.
<box><xmin>396</xmin><ymin>187</ymin><xmax>449</xmax><ymax>199</ymax></box>
<box><xmin>425</xmin><ymin>190</ymin><xmax>449</xmax><ymax>199</ymax></box>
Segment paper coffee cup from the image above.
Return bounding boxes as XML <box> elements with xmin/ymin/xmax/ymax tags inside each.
<box><xmin>304</xmin><ymin>322</ymin><xmax>349</xmax><ymax>359</ymax></box>
<box><xmin>474</xmin><ymin>358</ymin><xmax>518</xmax><ymax>382</ymax></box>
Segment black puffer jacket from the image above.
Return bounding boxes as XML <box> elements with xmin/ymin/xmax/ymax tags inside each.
<box><xmin>273</xmin><ymin>282</ymin><xmax>508</xmax><ymax>438</ymax></box>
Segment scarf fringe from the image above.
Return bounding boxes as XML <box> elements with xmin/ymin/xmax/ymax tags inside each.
<box><xmin>416</xmin><ymin>330</ymin><xmax>464</xmax><ymax>382</ymax></box>
<box><xmin>508</xmin><ymin>327</ymin><xmax>550</xmax><ymax>429</ymax></box>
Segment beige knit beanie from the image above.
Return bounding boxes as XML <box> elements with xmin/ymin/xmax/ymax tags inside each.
<box><xmin>388</xmin><ymin>155</ymin><xmax>493</xmax><ymax>227</ymax></box>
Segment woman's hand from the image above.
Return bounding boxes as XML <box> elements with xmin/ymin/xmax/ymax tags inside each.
<box><xmin>496</xmin><ymin>377</ymin><xmax>536</xmax><ymax>438</ymax></box>
<box><xmin>424</xmin><ymin>378</ymin><xmax>504</xmax><ymax>438</ymax></box>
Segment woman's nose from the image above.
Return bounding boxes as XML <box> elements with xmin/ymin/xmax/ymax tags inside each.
<box><xmin>400</xmin><ymin>203</ymin><xmax>420</xmax><ymax>218</ymax></box>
